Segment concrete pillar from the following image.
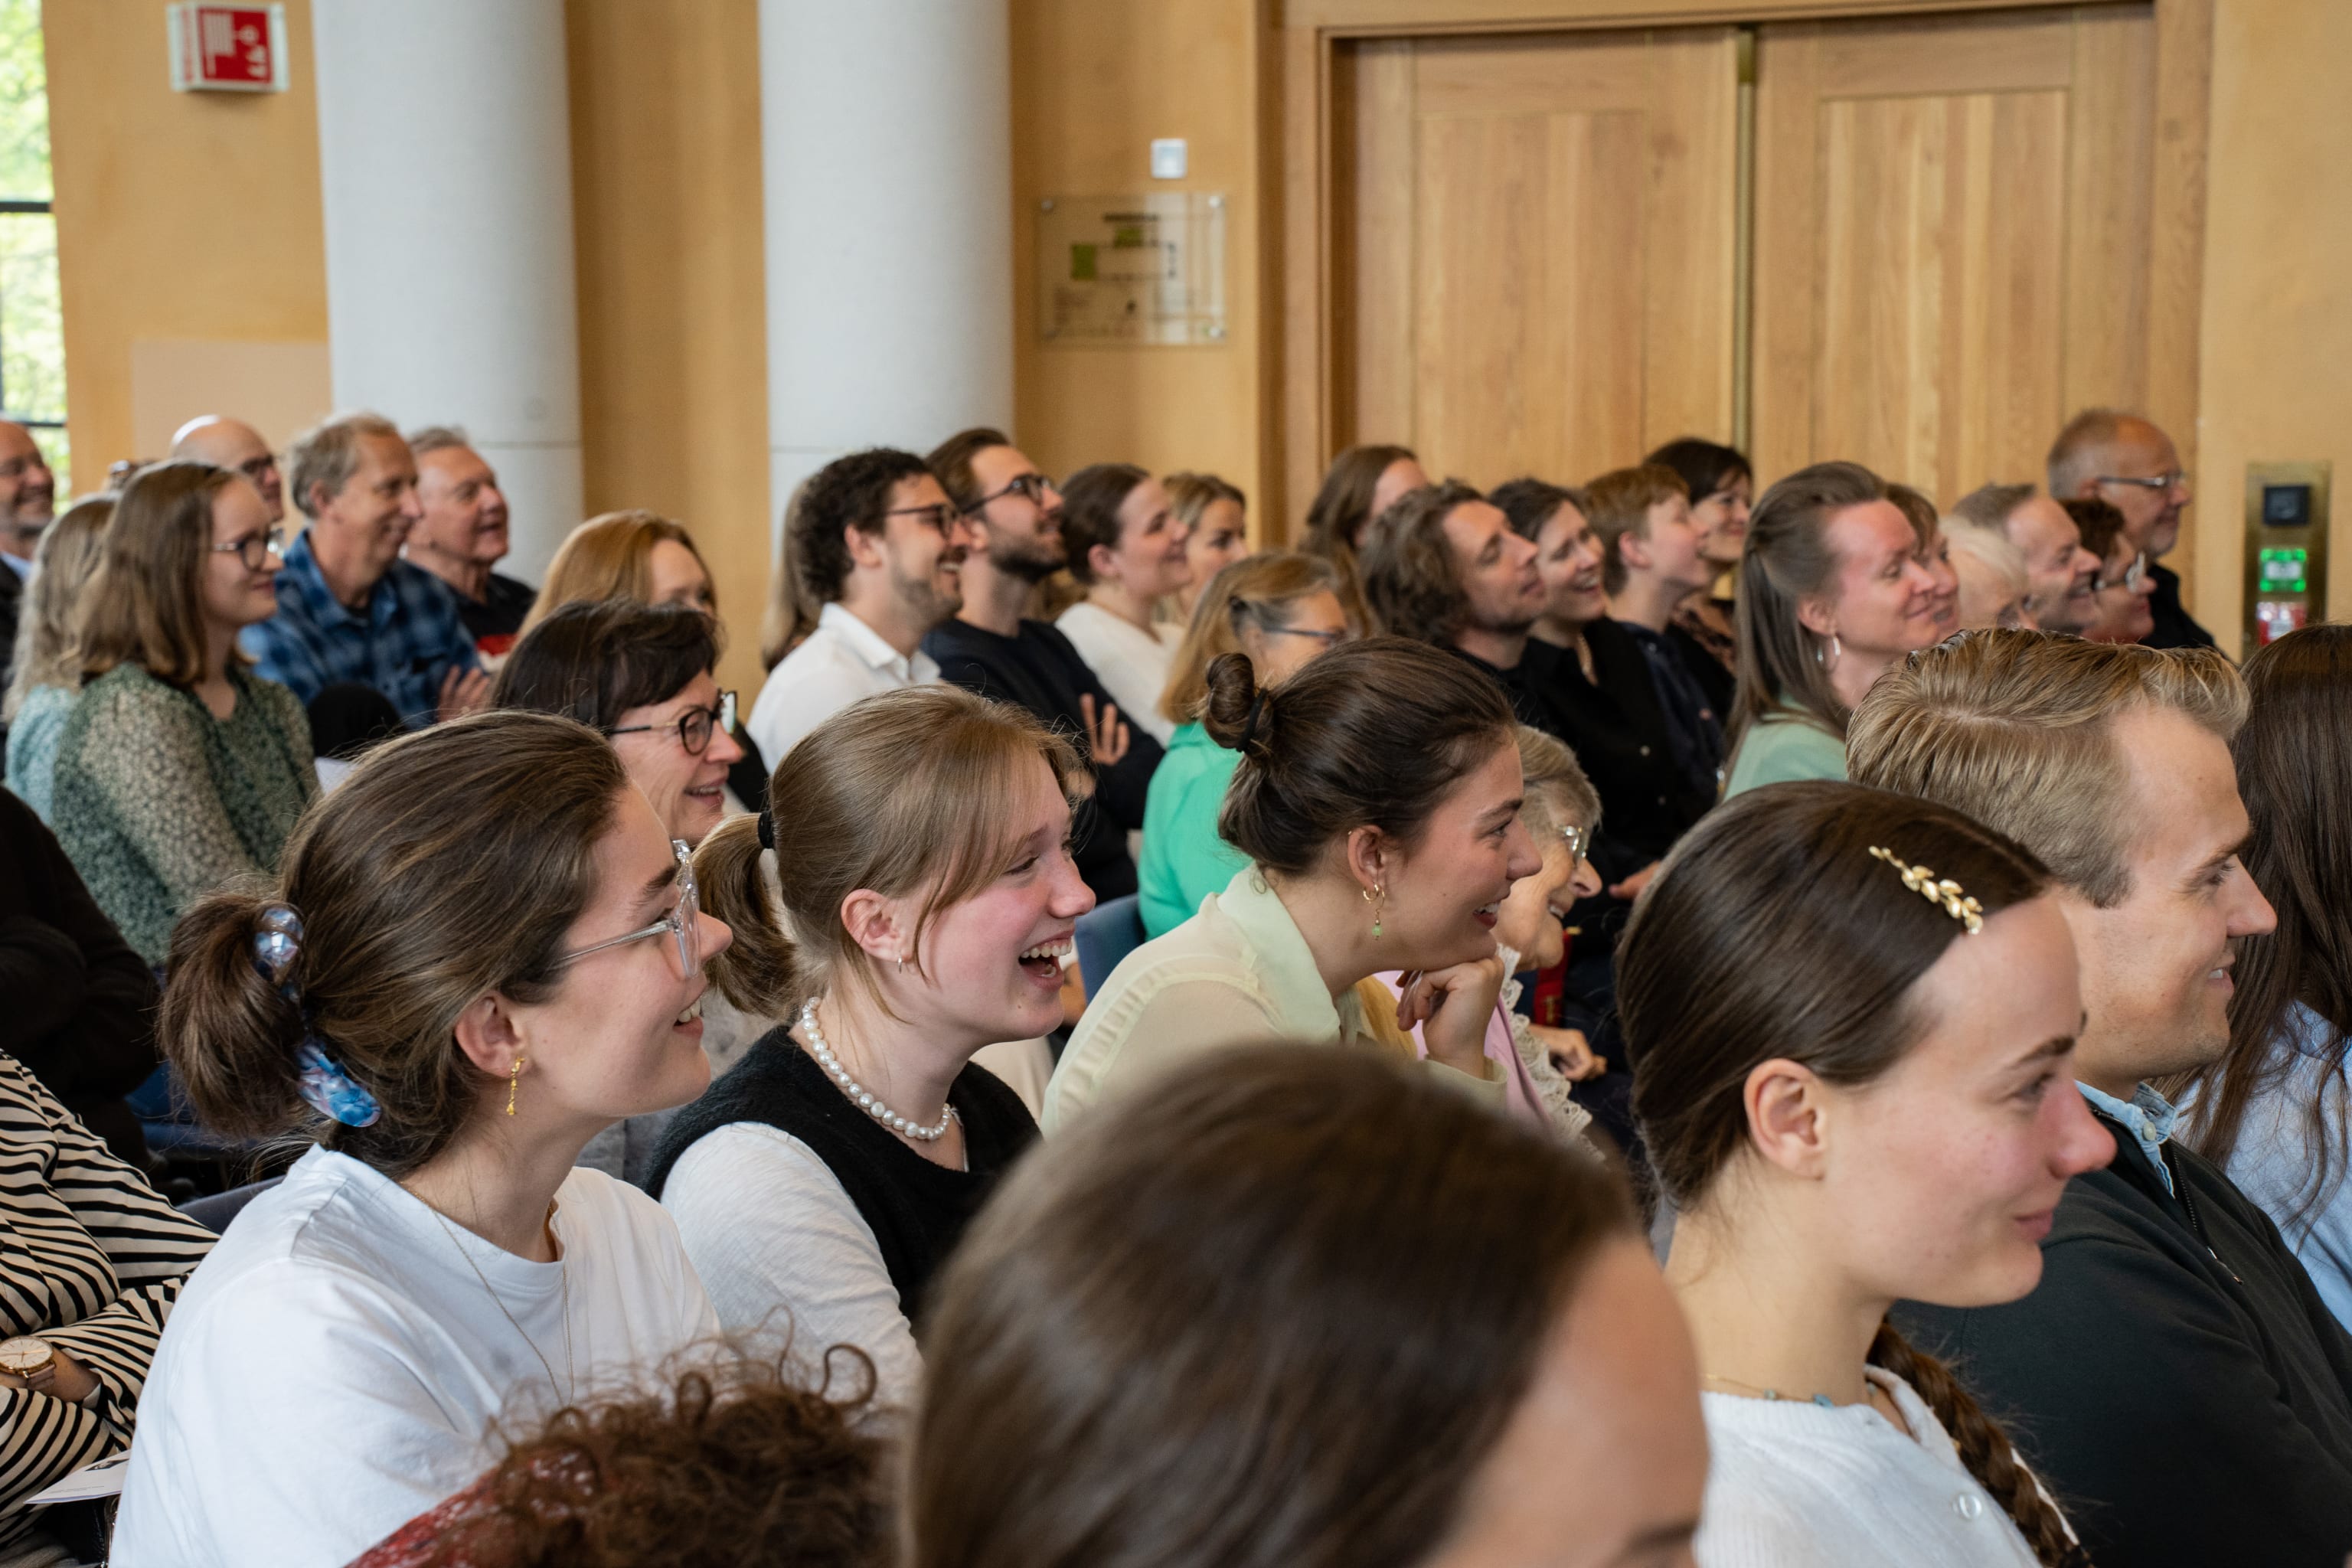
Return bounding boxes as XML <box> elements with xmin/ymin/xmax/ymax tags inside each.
<box><xmin>757</xmin><ymin>0</ymin><xmax>1015</xmax><ymax>533</ymax></box>
<box><xmin>310</xmin><ymin>0</ymin><xmax>584</xmax><ymax>579</ymax></box>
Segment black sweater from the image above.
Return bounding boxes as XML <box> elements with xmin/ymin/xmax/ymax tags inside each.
<box><xmin>644</xmin><ymin>1031</ymin><xmax>1037</xmax><ymax>1328</ymax></box>
<box><xmin>923</xmin><ymin>616</ymin><xmax>1163</xmax><ymax>901</ymax></box>
<box><xmin>1896</xmin><ymin>1105</ymin><xmax>2352</xmax><ymax>1568</ymax></box>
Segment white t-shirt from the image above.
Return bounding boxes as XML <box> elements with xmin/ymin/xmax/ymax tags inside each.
<box><xmin>1055</xmin><ymin>600</ymin><xmax>1181</xmax><ymax>747</ymax></box>
<box><xmin>747</xmin><ymin>601</ymin><xmax>938</xmax><ymax>765</ymax></box>
<box><xmin>112</xmin><ymin>1145</ymin><xmax>720</xmax><ymax>1568</ymax></box>
<box><xmin>1696</xmin><ymin>1367</ymin><xmax>2057</xmax><ymax>1567</ymax></box>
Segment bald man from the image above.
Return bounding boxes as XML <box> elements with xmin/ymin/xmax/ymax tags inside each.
<box><xmin>2047</xmin><ymin>409</ymin><xmax>2212</xmax><ymax>650</ymax></box>
<box><xmin>171</xmin><ymin>414</ymin><xmax>285</xmax><ymax>523</ymax></box>
<box><xmin>0</xmin><ymin>420</ymin><xmax>56</xmax><ymax>695</ymax></box>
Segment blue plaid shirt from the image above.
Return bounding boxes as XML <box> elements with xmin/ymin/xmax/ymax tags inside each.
<box><xmin>240</xmin><ymin>529</ymin><xmax>480</xmax><ymax>730</ymax></box>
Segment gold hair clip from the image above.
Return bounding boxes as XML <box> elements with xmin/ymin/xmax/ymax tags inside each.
<box><xmin>1867</xmin><ymin>846</ymin><xmax>1985</xmax><ymax>934</ymax></box>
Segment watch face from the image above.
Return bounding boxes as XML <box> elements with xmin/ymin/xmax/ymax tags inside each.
<box><xmin>0</xmin><ymin>1338</ymin><xmax>50</xmax><ymax>1374</ymax></box>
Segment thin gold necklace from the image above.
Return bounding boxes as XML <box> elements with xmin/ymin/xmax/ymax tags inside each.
<box><xmin>419</xmin><ymin>1198</ymin><xmax>575</xmax><ymax>1403</ymax></box>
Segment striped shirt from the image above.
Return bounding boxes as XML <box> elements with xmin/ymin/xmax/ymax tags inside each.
<box><xmin>0</xmin><ymin>1052</ymin><xmax>213</xmax><ymax>1550</ymax></box>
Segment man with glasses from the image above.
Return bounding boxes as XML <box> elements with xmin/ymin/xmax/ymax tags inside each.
<box><xmin>1949</xmin><ymin>481</ymin><xmax>2102</xmax><ymax>635</ymax></box>
<box><xmin>171</xmin><ymin>414</ymin><xmax>286</xmax><ymax>524</ymax></box>
<box><xmin>924</xmin><ymin>427</ymin><xmax>1162</xmax><ymax>902</ymax></box>
<box><xmin>403</xmin><ymin>426</ymin><xmax>537</xmax><ymax>662</ymax></box>
<box><xmin>0</xmin><ymin>420</ymin><xmax>57</xmax><ymax>702</ymax></box>
<box><xmin>2049</xmin><ymin>407</ymin><xmax>2214</xmax><ymax>650</ymax></box>
<box><xmin>747</xmin><ymin>447</ymin><xmax>962</xmax><ymax>765</ymax></box>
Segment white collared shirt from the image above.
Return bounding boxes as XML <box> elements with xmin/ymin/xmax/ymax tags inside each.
<box><xmin>747</xmin><ymin>600</ymin><xmax>939</xmax><ymax>763</ymax></box>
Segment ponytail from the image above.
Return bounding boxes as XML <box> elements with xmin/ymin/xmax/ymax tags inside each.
<box><xmin>1867</xmin><ymin>1321</ymin><xmax>2087</xmax><ymax>1568</ymax></box>
<box><xmin>162</xmin><ymin>884</ymin><xmax>312</xmax><ymax>1139</ymax></box>
<box><xmin>694</xmin><ymin>811</ymin><xmax>802</xmax><ymax>1018</ymax></box>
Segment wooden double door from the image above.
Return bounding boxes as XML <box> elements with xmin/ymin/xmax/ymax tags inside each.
<box><xmin>1331</xmin><ymin>5</ymin><xmax>2182</xmax><ymax>504</ymax></box>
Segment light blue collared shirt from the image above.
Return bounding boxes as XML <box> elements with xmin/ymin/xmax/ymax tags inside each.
<box><xmin>2079</xmin><ymin>1080</ymin><xmax>2182</xmax><ymax>1197</ymax></box>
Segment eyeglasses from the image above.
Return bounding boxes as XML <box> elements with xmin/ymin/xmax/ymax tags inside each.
<box><xmin>965</xmin><ymin>472</ymin><xmax>1057</xmax><ymax>514</ymax></box>
<box><xmin>609</xmin><ymin>690</ymin><xmax>737</xmax><ymax>755</ymax></box>
<box><xmin>2096</xmin><ymin>471</ymin><xmax>2190</xmax><ymax>495</ymax></box>
<box><xmin>211</xmin><ymin>527</ymin><xmax>286</xmax><ymax>570</ymax></box>
<box><xmin>2096</xmin><ymin>551</ymin><xmax>2149</xmax><ymax>593</ymax></box>
<box><xmin>237</xmin><ymin>454</ymin><xmax>280</xmax><ymax>482</ymax></box>
<box><xmin>1560</xmin><ymin>824</ymin><xmax>1592</xmax><ymax>864</ymax></box>
<box><xmin>1264</xmin><ymin>625</ymin><xmax>1352</xmax><ymax>647</ymax></box>
<box><xmin>553</xmin><ymin>839</ymin><xmax>701</xmax><ymax>977</ymax></box>
<box><xmin>885</xmin><ymin>502</ymin><xmax>959</xmax><ymax>534</ymax></box>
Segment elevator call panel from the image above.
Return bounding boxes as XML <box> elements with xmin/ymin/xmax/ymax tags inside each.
<box><xmin>2242</xmin><ymin>462</ymin><xmax>2331</xmax><ymax>655</ymax></box>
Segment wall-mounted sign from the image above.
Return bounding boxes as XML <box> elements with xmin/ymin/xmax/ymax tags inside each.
<box><xmin>168</xmin><ymin>4</ymin><xmax>289</xmax><ymax>94</ymax></box>
<box><xmin>1037</xmin><ymin>192</ymin><xmax>1227</xmax><ymax>346</ymax></box>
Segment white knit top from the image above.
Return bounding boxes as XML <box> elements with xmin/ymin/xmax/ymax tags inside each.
<box><xmin>1696</xmin><ymin>1367</ymin><xmax>2056</xmax><ymax>1568</ymax></box>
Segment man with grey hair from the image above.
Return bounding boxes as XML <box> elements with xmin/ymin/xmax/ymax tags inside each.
<box><xmin>0</xmin><ymin>420</ymin><xmax>56</xmax><ymax>697</ymax></box>
<box><xmin>1947</xmin><ymin>480</ymin><xmax>2099</xmax><ymax>634</ymax></box>
<box><xmin>242</xmin><ymin>411</ymin><xmax>488</xmax><ymax>728</ymax></box>
<box><xmin>170</xmin><ymin>414</ymin><xmax>285</xmax><ymax>523</ymax></box>
<box><xmin>402</xmin><ymin>425</ymin><xmax>534</xmax><ymax>660</ymax></box>
<box><xmin>2048</xmin><ymin>407</ymin><xmax>2213</xmax><ymax>649</ymax></box>
<box><xmin>1850</xmin><ymin>630</ymin><xmax>2352</xmax><ymax>1568</ymax></box>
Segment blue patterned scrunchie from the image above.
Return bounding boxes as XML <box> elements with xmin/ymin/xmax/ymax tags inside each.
<box><xmin>253</xmin><ymin>904</ymin><xmax>383</xmax><ymax>1129</ymax></box>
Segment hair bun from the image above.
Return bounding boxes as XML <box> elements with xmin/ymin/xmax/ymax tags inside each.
<box><xmin>1201</xmin><ymin>653</ymin><xmax>1272</xmax><ymax>756</ymax></box>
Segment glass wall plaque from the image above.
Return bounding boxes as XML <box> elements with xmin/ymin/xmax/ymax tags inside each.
<box><xmin>1036</xmin><ymin>191</ymin><xmax>1227</xmax><ymax>346</ymax></box>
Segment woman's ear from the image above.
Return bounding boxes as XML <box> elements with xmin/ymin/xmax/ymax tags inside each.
<box><xmin>1743</xmin><ymin>1057</ymin><xmax>1834</xmax><ymax>1179</ymax></box>
<box><xmin>838</xmin><ymin>887</ymin><xmax>910</xmax><ymax>966</ymax></box>
<box><xmin>1087</xmin><ymin>541</ymin><xmax>1122</xmax><ymax>586</ymax></box>
<box><xmin>1795</xmin><ymin>596</ymin><xmax>1839</xmax><ymax>639</ymax></box>
<box><xmin>1344</xmin><ymin>825</ymin><xmax>1389</xmax><ymax>894</ymax></box>
<box><xmin>452</xmin><ymin>993</ymin><xmax>527</xmax><ymax>1079</ymax></box>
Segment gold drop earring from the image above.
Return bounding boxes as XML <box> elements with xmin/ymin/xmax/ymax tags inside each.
<box><xmin>1364</xmin><ymin>882</ymin><xmax>1384</xmax><ymax>939</ymax></box>
<box><xmin>507</xmin><ymin>1056</ymin><xmax>525</xmax><ymax>1117</ymax></box>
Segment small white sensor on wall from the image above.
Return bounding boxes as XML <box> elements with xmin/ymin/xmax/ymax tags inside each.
<box><xmin>1150</xmin><ymin>139</ymin><xmax>1188</xmax><ymax>180</ymax></box>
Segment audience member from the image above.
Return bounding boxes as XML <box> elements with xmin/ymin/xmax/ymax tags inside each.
<box><xmin>913</xmin><ymin>1047</ymin><xmax>1706</xmax><ymax>1568</ymax></box>
<box><xmin>3</xmin><ymin>495</ymin><xmax>113</xmax><ymax>819</ymax></box>
<box><xmin>1888</xmin><ymin>481</ymin><xmax>1962</xmax><ymax>639</ymax></box>
<box><xmin>1055</xmin><ymin>463</ymin><xmax>1191</xmax><ymax>747</ymax></box>
<box><xmin>1046</xmin><ymin>637</ymin><xmax>1534</xmax><ymax>1129</ymax></box>
<box><xmin>1645</xmin><ymin>436</ymin><xmax>1751</xmax><ymax>682</ymax></box>
<box><xmin>0</xmin><ymin>420</ymin><xmax>57</xmax><ymax>694</ymax></box>
<box><xmin>2063</xmin><ymin>495</ymin><xmax>2156</xmax><ymax>645</ymax></box>
<box><xmin>1138</xmin><ymin>553</ymin><xmax>1347</xmax><ymax>939</ymax></box>
<box><xmin>50</xmin><ymin>462</ymin><xmax>317</xmax><ymax>967</ymax></box>
<box><xmin>2048</xmin><ymin>408</ymin><xmax>2211</xmax><ymax>649</ymax></box>
<box><xmin>924</xmin><ymin>427</ymin><xmax>1161</xmax><ymax>902</ymax></box>
<box><xmin>169</xmin><ymin>414</ymin><xmax>285</xmax><ymax>523</ymax></box>
<box><xmin>653</xmin><ymin>686</ymin><xmax>1083</xmax><ymax>1410</ymax></box>
<box><xmin>748</xmin><ymin>448</ymin><xmax>959</xmax><ymax>764</ymax></box>
<box><xmin>528</xmin><ymin>509</ymin><xmax>720</xmax><ymax>629</ymax></box>
<box><xmin>1628</xmin><ymin>782</ymin><xmax>2109</xmax><ymax>1566</ymax></box>
<box><xmin>0</xmin><ymin>1047</ymin><xmax>214</xmax><ymax>1560</ymax></box>
<box><xmin>1162</xmin><ymin>470</ymin><xmax>1251</xmax><ymax>622</ymax></box>
<box><xmin>2178</xmin><ymin>625</ymin><xmax>2352</xmax><ymax>1326</ymax></box>
<box><xmin>405</xmin><ymin>426</ymin><xmax>536</xmax><ymax>661</ymax></box>
<box><xmin>348</xmin><ymin>1348</ymin><xmax>889</xmax><ymax>1568</ymax></box>
<box><xmin>1723</xmin><ymin>462</ymin><xmax>1936</xmax><ymax>796</ymax></box>
<box><xmin>244</xmin><ymin>412</ymin><xmax>488</xmax><ymax>727</ymax></box>
<box><xmin>306</xmin><ymin>681</ymin><xmax>407</xmax><ymax>792</ymax></box>
<box><xmin>1949</xmin><ymin>482</ymin><xmax>2098</xmax><ymax>635</ymax></box>
<box><xmin>116</xmin><ymin>711</ymin><xmax>729</xmax><ymax>1565</ymax></box>
<box><xmin>1850</xmin><ymin>632</ymin><xmax>2352</xmax><ymax>1568</ymax></box>
<box><xmin>1943</xmin><ymin>519</ymin><xmax>2033</xmax><ymax>631</ymax></box>
<box><xmin>1584</xmin><ymin>465</ymin><xmax>1726</xmax><ymax>794</ymax></box>
<box><xmin>1299</xmin><ymin>442</ymin><xmax>1429</xmax><ymax>632</ymax></box>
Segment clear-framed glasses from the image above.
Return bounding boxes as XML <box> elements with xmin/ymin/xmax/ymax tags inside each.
<box><xmin>966</xmin><ymin>471</ymin><xmax>1056</xmax><ymax>514</ymax></box>
<box><xmin>2097</xmin><ymin>470</ymin><xmax>2190</xmax><ymax>495</ymax></box>
<box><xmin>885</xmin><ymin>501</ymin><xmax>960</xmax><ymax>534</ymax></box>
<box><xmin>609</xmin><ymin>691</ymin><xmax>737</xmax><ymax>756</ymax></box>
<box><xmin>2096</xmin><ymin>551</ymin><xmax>2149</xmax><ymax>593</ymax></box>
<box><xmin>1265</xmin><ymin>625</ymin><xmax>1353</xmax><ymax>648</ymax></box>
<box><xmin>1560</xmin><ymin>823</ymin><xmax>1592</xmax><ymax>864</ymax></box>
<box><xmin>210</xmin><ymin>527</ymin><xmax>285</xmax><ymax>570</ymax></box>
<box><xmin>554</xmin><ymin>839</ymin><xmax>701</xmax><ymax>976</ymax></box>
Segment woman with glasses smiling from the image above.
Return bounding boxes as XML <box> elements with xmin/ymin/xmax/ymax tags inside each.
<box><xmin>2061</xmin><ymin>496</ymin><xmax>2156</xmax><ymax>645</ymax></box>
<box><xmin>48</xmin><ymin>460</ymin><xmax>317</xmax><ymax>967</ymax></box>
<box><xmin>115</xmin><ymin>710</ymin><xmax>730</xmax><ymax>1567</ymax></box>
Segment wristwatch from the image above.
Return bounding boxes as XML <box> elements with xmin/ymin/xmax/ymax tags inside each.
<box><xmin>0</xmin><ymin>1336</ymin><xmax>57</xmax><ymax>1391</ymax></box>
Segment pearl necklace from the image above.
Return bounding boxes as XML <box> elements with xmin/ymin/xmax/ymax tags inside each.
<box><xmin>800</xmin><ymin>1000</ymin><xmax>958</xmax><ymax>1142</ymax></box>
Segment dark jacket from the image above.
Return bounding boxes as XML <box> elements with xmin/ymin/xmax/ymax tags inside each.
<box><xmin>2142</xmin><ymin>561</ymin><xmax>2220</xmax><ymax>652</ymax></box>
<box><xmin>1895</xmin><ymin>1104</ymin><xmax>2352</xmax><ymax>1568</ymax></box>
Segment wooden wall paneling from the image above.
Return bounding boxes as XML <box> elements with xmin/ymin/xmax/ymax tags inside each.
<box><xmin>1338</xmin><ymin>41</ymin><xmax>1420</xmax><ymax>454</ymax></box>
<box><xmin>1282</xmin><ymin>23</ymin><xmax>1335</xmax><ymax>540</ymax></box>
<box><xmin>1748</xmin><ymin>22</ymin><xmax>1823</xmax><ymax>487</ymax></box>
<box><xmin>2062</xmin><ymin>6</ymin><xmax>2155</xmax><ymax>420</ymax></box>
<box><xmin>2145</xmin><ymin>0</ymin><xmax>2212</xmax><ymax>599</ymax></box>
<box><xmin>1645</xmin><ymin>28</ymin><xmax>1743</xmax><ymax>448</ymax></box>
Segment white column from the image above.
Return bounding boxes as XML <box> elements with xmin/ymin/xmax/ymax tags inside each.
<box><xmin>758</xmin><ymin>0</ymin><xmax>1015</xmax><ymax>537</ymax></box>
<box><xmin>310</xmin><ymin>0</ymin><xmax>584</xmax><ymax>580</ymax></box>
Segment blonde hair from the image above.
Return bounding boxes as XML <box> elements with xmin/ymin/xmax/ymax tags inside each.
<box><xmin>1846</xmin><ymin>630</ymin><xmax>2246</xmax><ymax>906</ymax></box>
<box><xmin>1158</xmin><ymin>552</ymin><xmax>1336</xmax><ymax>725</ymax></box>
<box><xmin>1164</xmin><ymin>472</ymin><xmax>1245</xmax><ymax>534</ymax></box>
<box><xmin>76</xmin><ymin>461</ymin><xmax>244</xmax><ymax>688</ymax></box>
<box><xmin>5</xmin><ymin>495</ymin><xmax>113</xmax><ymax>719</ymax></box>
<box><xmin>1513</xmin><ymin>724</ymin><xmax>1599</xmax><ymax>843</ymax></box>
<box><xmin>1583</xmin><ymin>464</ymin><xmax>1689</xmax><ymax>596</ymax></box>
<box><xmin>1942</xmin><ymin>519</ymin><xmax>2027</xmax><ymax>596</ymax></box>
<box><xmin>697</xmin><ymin>686</ymin><xmax>1083</xmax><ymax>1018</ymax></box>
<box><xmin>526</xmin><ymin>511</ymin><xmax>714</xmax><ymax>630</ymax></box>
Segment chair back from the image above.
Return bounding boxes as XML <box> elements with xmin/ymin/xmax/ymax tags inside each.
<box><xmin>1074</xmin><ymin>893</ymin><xmax>1146</xmax><ymax>1001</ymax></box>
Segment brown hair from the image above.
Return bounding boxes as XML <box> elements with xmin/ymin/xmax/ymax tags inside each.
<box><xmin>697</xmin><ymin>685</ymin><xmax>1083</xmax><ymax>1018</ymax></box>
<box><xmin>526</xmin><ymin>511</ymin><xmax>715</xmax><ymax>630</ymax></box>
<box><xmin>1158</xmin><ymin>551</ymin><xmax>1337</xmax><ymax>725</ymax></box>
<box><xmin>1847</xmin><ymin>630</ymin><xmax>2246</xmax><ymax>907</ymax></box>
<box><xmin>1203</xmin><ymin>635</ymin><xmax>1515</xmax><ymax>877</ymax></box>
<box><xmin>1302</xmin><ymin>443</ymin><xmax>1418</xmax><ymax>559</ymax></box>
<box><xmin>1163</xmin><ymin>470</ymin><xmax>1245</xmax><ymax>533</ymax></box>
<box><xmin>492</xmin><ymin>599</ymin><xmax>722</xmax><ymax>734</ymax></box>
<box><xmin>766</xmin><ymin>448</ymin><xmax>936</xmax><ymax>663</ymax></box>
<box><xmin>1584</xmin><ymin>464</ymin><xmax>1690</xmax><ymax>597</ymax></box>
<box><xmin>1357</xmin><ymin>479</ymin><xmax>1483</xmax><ymax>647</ymax></box>
<box><xmin>287</xmin><ymin>411</ymin><xmax>403</xmax><ymax>521</ymax></box>
<box><xmin>2178</xmin><ymin>625</ymin><xmax>2352</xmax><ymax>1210</ymax></box>
<box><xmin>1622</xmin><ymin>780</ymin><xmax>2083</xmax><ymax>1568</ymax></box>
<box><xmin>1057</xmin><ymin>462</ymin><xmax>1152</xmax><ymax>587</ymax></box>
<box><xmin>1644</xmin><ymin>437</ymin><xmax>1752</xmax><ymax>503</ymax></box>
<box><xmin>1886</xmin><ymin>482</ymin><xmax>1941</xmax><ymax>550</ymax></box>
<box><xmin>1727</xmin><ymin>460</ymin><xmax>1892</xmax><ymax>752</ymax></box>
<box><xmin>926</xmin><ymin>426</ymin><xmax>1014</xmax><ymax>515</ymax></box>
<box><xmin>391</xmin><ymin>1348</ymin><xmax>888</xmax><ymax>1568</ymax></box>
<box><xmin>1514</xmin><ymin>724</ymin><xmax>1600</xmax><ymax>843</ymax></box>
<box><xmin>2062</xmin><ymin>495</ymin><xmax>2130</xmax><ymax>562</ymax></box>
<box><xmin>907</xmin><ymin>1044</ymin><xmax>1635</xmax><ymax>1568</ymax></box>
<box><xmin>5</xmin><ymin>495</ymin><xmax>113</xmax><ymax>717</ymax></box>
<box><xmin>161</xmin><ymin>711</ymin><xmax>630</xmax><ymax>1177</ymax></box>
<box><xmin>1488</xmin><ymin>477</ymin><xmax>1589</xmax><ymax>543</ymax></box>
<box><xmin>76</xmin><ymin>460</ymin><xmax>243</xmax><ymax>688</ymax></box>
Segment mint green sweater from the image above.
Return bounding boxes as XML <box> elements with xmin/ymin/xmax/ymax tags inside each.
<box><xmin>1137</xmin><ymin>722</ymin><xmax>1248</xmax><ymax>939</ymax></box>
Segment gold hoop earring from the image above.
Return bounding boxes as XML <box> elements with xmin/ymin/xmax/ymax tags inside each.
<box><xmin>507</xmin><ymin>1056</ymin><xmax>525</xmax><ymax>1117</ymax></box>
<box><xmin>1363</xmin><ymin>882</ymin><xmax>1384</xmax><ymax>939</ymax></box>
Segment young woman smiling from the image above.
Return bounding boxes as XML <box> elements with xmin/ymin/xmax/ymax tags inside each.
<box><xmin>1055</xmin><ymin>463</ymin><xmax>1194</xmax><ymax>748</ymax></box>
<box><xmin>652</xmin><ymin>686</ymin><xmax>1093</xmax><ymax>1412</ymax></box>
<box><xmin>1047</xmin><ymin>636</ymin><xmax>1541</xmax><ymax>1132</ymax></box>
<box><xmin>1625</xmin><ymin>782</ymin><xmax>2112</xmax><ymax>1567</ymax></box>
<box><xmin>114</xmin><ymin>711</ymin><xmax>730</xmax><ymax>1566</ymax></box>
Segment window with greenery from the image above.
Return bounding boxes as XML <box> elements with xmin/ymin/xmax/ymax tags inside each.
<box><xmin>0</xmin><ymin>0</ymin><xmax>64</xmax><ymax>492</ymax></box>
